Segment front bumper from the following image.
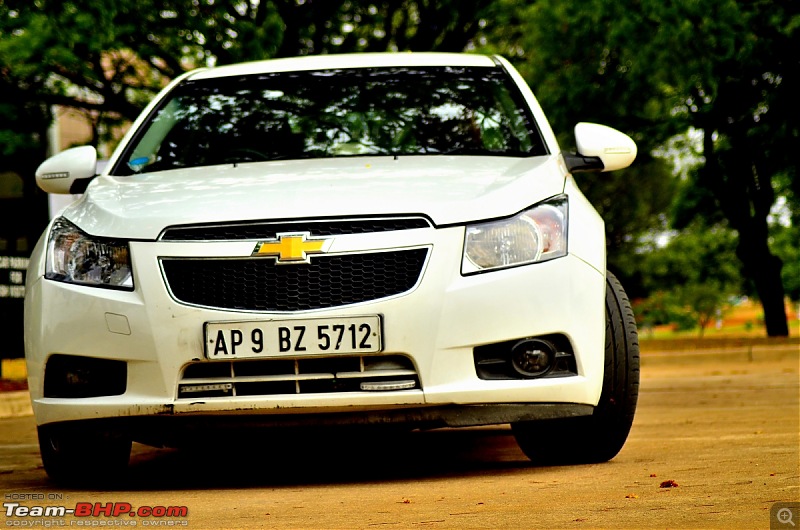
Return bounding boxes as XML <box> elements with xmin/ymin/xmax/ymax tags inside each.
<box><xmin>25</xmin><ymin>223</ymin><xmax>606</xmax><ymax>428</ymax></box>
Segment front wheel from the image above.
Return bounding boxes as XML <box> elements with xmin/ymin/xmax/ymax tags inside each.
<box><xmin>512</xmin><ymin>271</ymin><xmax>640</xmax><ymax>465</ymax></box>
<box><xmin>38</xmin><ymin>424</ymin><xmax>131</xmax><ymax>485</ymax></box>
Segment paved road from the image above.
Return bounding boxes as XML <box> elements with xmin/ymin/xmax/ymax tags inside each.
<box><xmin>1</xmin><ymin>350</ymin><xmax>798</xmax><ymax>529</ymax></box>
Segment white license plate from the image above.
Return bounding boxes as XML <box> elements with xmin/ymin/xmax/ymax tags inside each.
<box><xmin>204</xmin><ymin>316</ymin><xmax>382</xmax><ymax>359</ymax></box>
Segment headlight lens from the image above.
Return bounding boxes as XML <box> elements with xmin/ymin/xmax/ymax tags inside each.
<box><xmin>462</xmin><ymin>195</ymin><xmax>568</xmax><ymax>274</ymax></box>
<box><xmin>45</xmin><ymin>218</ymin><xmax>134</xmax><ymax>290</ymax></box>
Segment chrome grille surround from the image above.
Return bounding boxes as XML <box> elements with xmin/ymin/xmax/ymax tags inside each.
<box><xmin>160</xmin><ymin>216</ymin><xmax>432</xmax><ymax>241</ymax></box>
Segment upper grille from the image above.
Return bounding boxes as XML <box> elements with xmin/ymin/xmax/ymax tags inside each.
<box><xmin>161</xmin><ymin>217</ymin><xmax>432</xmax><ymax>241</ymax></box>
<box><xmin>161</xmin><ymin>248</ymin><xmax>428</xmax><ymax>311</ymax></box>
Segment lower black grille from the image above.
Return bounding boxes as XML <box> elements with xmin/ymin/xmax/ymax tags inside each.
<box><xmin>178</xmin><ymin>354</ymin><xmax>420</xmax><ymax>398</ymax></box>
<box><xmin>162</xmin><ymin>248</ymin><xmax>428</xmax><ymax>311</ymax></box>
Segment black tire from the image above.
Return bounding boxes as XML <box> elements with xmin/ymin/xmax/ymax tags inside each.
<box><xmin>38</xmin><ymin>424</ymin><xmax>131</xmax><ymax>485</ymax></box>
<box><xmin>512</xmin><ymin>270</ymin><xmax>640</xmax><ymax>465</ymax></box>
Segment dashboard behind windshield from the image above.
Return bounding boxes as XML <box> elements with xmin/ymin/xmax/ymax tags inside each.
<box><xmin>112</xmin><ymin>66</ymin><xmax>548</xmax><ymax>176</ymax></box>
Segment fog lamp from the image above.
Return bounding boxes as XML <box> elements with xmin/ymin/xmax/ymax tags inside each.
<box><xmin>510</xmin><ymin>339</ymin><xmax>556</xmax><ymax>377</ymax></box>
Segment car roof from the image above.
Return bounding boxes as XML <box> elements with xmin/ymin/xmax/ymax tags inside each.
<box><xmin>187</xmin><ymin>52</ymin><xmax>498</xmax><ymax>80</ymax></box>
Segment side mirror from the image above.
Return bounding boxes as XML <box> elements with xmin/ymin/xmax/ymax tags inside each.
<box><xmin>35</xmin><ymin>145</ymin><xmax>98</xmax><ymax>194</ymax></box>
<box><xmin>565</xmin><ymin>123</ymin><xmax>637</xmax><ymax>173</ymax></box>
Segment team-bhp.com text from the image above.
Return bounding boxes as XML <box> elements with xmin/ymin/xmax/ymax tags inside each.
<box><xmin>4</xmin><ymin>502</ymin><xmax>189</xmax><ymax>526</ymax></box>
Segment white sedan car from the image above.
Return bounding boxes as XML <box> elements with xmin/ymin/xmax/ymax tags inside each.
<box><xmin>26</xmin><ymin>52</ymin><xmax>639</xmax><ymax>484</ymax></box>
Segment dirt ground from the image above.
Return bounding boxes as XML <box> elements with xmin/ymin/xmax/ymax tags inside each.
<box><xmin>1</xmin><ymin>347</ymin><xmax>798</xmax><ymax>529</ymax></box>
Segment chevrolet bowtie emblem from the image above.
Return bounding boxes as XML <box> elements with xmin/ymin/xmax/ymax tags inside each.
<box><xmin>252</xmin><ymin>233</ymin><xmax>333</xmax><ymax>264</ymax></box>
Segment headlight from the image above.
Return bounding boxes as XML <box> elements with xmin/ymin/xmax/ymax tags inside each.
<box><xmin>462</xmin><ymin>195</ymin><xmax>568</xmax><ymax>274</ymax></box>
<box><xmin>45</xmin><ymin>218</ymin><xmax>134</xmax><ymax>290</ymax></box>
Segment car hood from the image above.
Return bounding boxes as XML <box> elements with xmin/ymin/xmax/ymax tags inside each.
<box><xmin>64</xmin><ymin>155</ymin><xmax>567</xmax><ymax>239</ymax></box>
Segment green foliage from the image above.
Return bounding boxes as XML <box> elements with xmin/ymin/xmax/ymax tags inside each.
<box><xmin>771</xmin><ymin>224</ymin><xmax>800</xmax><ymax>301</ymax></box>
<box><xmin>496</xmin><ymin>0</ymin><xmax>684</xmax><ymax>151</ymax></box>
<box><xmin>636</xmin><ymin>222</ymin><xmax>741</xmax><ymax>336</ymax></box>
<box><xmin>636</xmin><ymin>286</ymin><xmax>732</xmax><ymax>337</ymax></box>
<box><xmin>0</xmin><ymin>1</ymin><xmax>496</xmax><ymax>123</ymax></box>
<box><xmin>635</xmin><ymin>292</ymin><xmax>695</xmax><ymax>331</ymax></box>
<box><xmin>673</xmin><ymin>283</ymin><xmax>734</xmax><ymax>337</ymax></box>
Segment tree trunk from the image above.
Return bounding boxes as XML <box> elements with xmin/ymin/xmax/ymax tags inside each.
<box><xmin>700</xmin><ymin>125</ymin><xmax>790</xmax><ymax>337</ymax></box>
<box><xmin>736</xmin><ymin>232</ymin><xmax>789</xmax><ymax>337</ymax></box>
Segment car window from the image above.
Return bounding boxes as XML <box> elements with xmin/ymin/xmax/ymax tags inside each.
<box><xmin>113</xmin><ymin>66</ymin><xmax>548</xmax><ymax>175</ymax></box>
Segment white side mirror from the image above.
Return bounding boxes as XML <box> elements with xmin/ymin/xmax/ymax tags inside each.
<box><xmin>573</xmin><ymin>122</ymin><xmax>637</xmax><ymax>172</ymax></box>
<box><xmin>35</xmin><ymin>145</ymin><xmax>98</xmax><ymax>194</ymax></box>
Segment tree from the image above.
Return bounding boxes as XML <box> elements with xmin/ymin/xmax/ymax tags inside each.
<box><xmin>490</xmin><ymin>0</ymin><xmax>798</xmax><ymax>335</ymax></box>
<box><xmin>643</xmin><ymin>0</ymin><xmax>798</xmax><ymax>337</ymax></box>
<box><xmin>637</xmin><ymin>222</ymin><xmax>742</xmax><ymax>337</ymax></box>
<box><xmin>0</xmin><ymin>1</ymin><xmax>495</xmax><ymax>129</ymax></box>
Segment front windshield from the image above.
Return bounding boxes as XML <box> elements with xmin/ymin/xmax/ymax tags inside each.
<box><xmin>113</xmin><ymin>66</ymin><xmax>547</xmax><ymax>175</ymax></box>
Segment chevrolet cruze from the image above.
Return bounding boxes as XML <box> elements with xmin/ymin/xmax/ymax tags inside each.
<box><xmin>26</xmin><ymin>52</ymin><xmax>639</xmax><ymax>483</ymax></box>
